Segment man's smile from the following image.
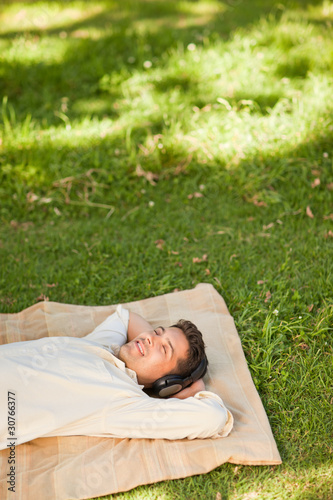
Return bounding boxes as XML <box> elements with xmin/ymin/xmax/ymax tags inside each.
<box><xmin>136</xmin><ymin>340</ymin><xmax>145</xmax><ymax>356</ymax></box>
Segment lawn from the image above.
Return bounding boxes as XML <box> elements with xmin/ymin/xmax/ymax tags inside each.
<box><xmin>0</xmin><ymin>0</ymin><xmax>332</xmax><ymax>498</ymax></box>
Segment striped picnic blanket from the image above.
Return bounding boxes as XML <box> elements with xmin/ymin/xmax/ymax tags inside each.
<box><xmin>0</xmin><ymin>283</ymin><xmax>281</xmax><ymax>500</ymax></box>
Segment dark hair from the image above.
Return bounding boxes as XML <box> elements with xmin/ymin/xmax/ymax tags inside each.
<box><xmin>171</xmin><ymin>319</ymin><xmax>208</xmax><ymax>378</ymax></box>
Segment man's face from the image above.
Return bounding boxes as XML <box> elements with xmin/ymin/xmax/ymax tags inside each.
<box><xmin>118</xmin><ymin>326</ymin><xmax>189</xmax><ymax>386</ymax></box>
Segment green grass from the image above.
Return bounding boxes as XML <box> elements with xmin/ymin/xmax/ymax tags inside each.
<box><xmin>0</xmin><ymin>0</ymin><xmax>332</xmax><ymax>498</ymax></box>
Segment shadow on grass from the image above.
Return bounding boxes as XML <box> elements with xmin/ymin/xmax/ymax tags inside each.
<box><xmin>1</xmin><ymin>0</ymin><xmax>332</xmax><ymax>215</ymax></box>
<box><xmin>0</xmin><ymin>0</ymin><xmax>326</xmax><ymax>39</ymax></box>
<box><xmin>0</xmin><ymin>0</ymin><xmax>328</xmax><ymax>124</ymax></box>
<box><xmin>1</xmin><ymin>111</ymin><xmax>332</xmax><ymax>222</ymax></box>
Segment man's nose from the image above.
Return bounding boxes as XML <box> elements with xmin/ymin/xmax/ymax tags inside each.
<box><xmin>145</xmin><ymin>333</ymin><xmax>154</xmax><ymax>346</ymax></box>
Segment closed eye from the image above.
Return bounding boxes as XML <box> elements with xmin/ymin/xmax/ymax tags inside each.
<box><xmin>155</xmin><ymin>327</ymin><xmax>170</xmax><ymax>356</ymax></box>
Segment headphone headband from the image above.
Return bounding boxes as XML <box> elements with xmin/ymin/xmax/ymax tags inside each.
<box><xmin>152</xmin><ymin>356</ymin><xmax>208</xmax><ymax>398</ymax></box>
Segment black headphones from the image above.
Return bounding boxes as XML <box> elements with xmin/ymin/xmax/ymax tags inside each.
<box><xmin>152</xmin><ymin>356</ymin><xmax>208</xmax><ymax>398</ymax></box>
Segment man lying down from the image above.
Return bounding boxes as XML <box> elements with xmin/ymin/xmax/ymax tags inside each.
<box><xmin>0</xmin><ymin>305</ymin><xmax>233</xmax><ymax>450</ymax></box>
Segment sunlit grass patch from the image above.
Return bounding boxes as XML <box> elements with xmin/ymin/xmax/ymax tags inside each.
<box><xmin>0</xmin><ymin>1</ymin><xmax>105</xmax><ymax>34</ymax></box>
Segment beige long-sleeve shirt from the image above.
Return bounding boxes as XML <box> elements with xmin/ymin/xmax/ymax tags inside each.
<box><xmin>0</xmin><ymin>306</ymin><xmax>233</xmax><ymax>450</ymax></box>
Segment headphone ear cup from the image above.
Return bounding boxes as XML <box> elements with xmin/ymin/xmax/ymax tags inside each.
<box><xmin>152</xmin><ymin>357</ymin><xmax>208</xmax><ymax>398</ymax></box>
<box><xmin>152</xmin><ymin>375</ymin><xmax>185</xmax><ymax>398</ymax></box>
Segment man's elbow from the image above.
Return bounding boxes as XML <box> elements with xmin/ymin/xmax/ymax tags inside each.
<box><xmin>188</xmin><ymin>403</ymin><xmax>229</xmax><ymax>439</ymax></box>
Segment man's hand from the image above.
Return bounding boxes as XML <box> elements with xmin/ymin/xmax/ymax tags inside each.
<box><xmin>169</xmin><ymin>378</ymin><xmax>205</xmax><ymax>399</ymax></box>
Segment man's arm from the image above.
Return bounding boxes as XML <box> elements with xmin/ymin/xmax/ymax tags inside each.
<box><xmin>127</xmin><ymin>311</ymin><xmax>152</xmax><ymax>341</ymax></box>
<box><xmin>83</xmin><ymin>305</ymin><xmax>129</xmax><ymax>348</ymax></box>
<box><xmin>103</xmin><ymin>390</ymin><xmax>234</xmax><ymax>440</ymax></box>
<box><xmin>84</xmin><ymin>308</ymin><xmax>147</xmax><ymax>346</ymax></box>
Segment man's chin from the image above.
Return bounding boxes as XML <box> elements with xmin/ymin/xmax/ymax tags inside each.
<box><xmin>118</xmin><ymin>344</ymin><xmax>127</xmax><ymax>363</ymax></box>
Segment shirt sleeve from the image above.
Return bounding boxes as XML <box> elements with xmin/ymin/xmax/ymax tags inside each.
<box><xmin>83</xmin><ymin>305</ymin><xmax>129</xmax><ymax>349</ymax></box>
<box><xmin>104</xmin><ymin>390</ymin><xmax>234</xmax><ymax>440</ymax></box>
